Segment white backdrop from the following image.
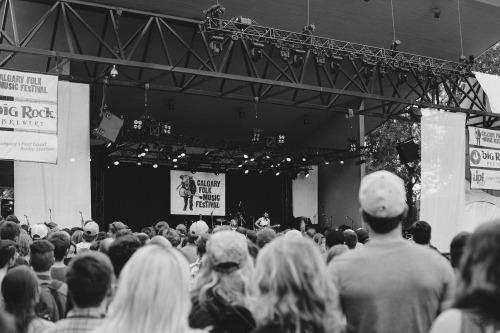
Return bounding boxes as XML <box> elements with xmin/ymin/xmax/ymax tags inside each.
<box><xmin>14</xmin><ymin>82</ymin><xmax>91</xmax><ymax>228</ymax></box>
<box><xmin>292</xmin><ymin>165</ymin><xmax>318</xmax><ymax>223</ymax></box>
<box><xmin>420</xmin><ymin>109</ymin><xmax>466</xmax><ymax>252</ymax></box>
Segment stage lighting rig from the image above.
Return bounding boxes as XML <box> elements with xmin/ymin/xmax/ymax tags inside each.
<box><xmin>349</xmin><ymin>137</ymin><xmax>358</xmax><ymax>153</ymax></box>
<box><xmin>302</xmin><ymin>23</ymin><xmax>315</xmax><ymax>35</ymax></box>
<box><xmin>250</xmin><ymin>42</ymin><xmax>265</xmax><ymax>61</ymax></box>
<box><xmin>277</xmin><ymin>134</ymin><xmax>285</xmax><ymax>145</ymax></box>
<box><xmin>203</xmin><ymin>3</ymin><xmax>226</xmax><ymax>18</ymax></box>
<box><xmin>280</xmin><ymin>48</ymin><xmax>291</xmax><ymax>62</ymax></box>
<box><xmin>432</xmin><ymin>4</ymin><xmax>441</xmax><ymax>18</ymax></box>
<box><xmin>390</xmin><ymin>39</ymin><xmax>401</xmax><ymax>56</ymax></box>
<box><xmin>209</xmin><ymin>35</ymin><xmax>225</xmax><ymax>55</ymax></box>
<box><xmin>362</xmin><ymin>59</ymin><xmax>376</xmax><ymax>79</ymax></box>
<box><xmin>110</xmin><ymin>65</ymin><xmax>119</xmax><ymax>78</ymax></box>
<box><xmin>161</xmin><ymin>123</ymin><xmax>172</xmax><ymax>135</ymax></box>
<box><xmin>292</xmin><ymin>49</ymin><xmax>306</xmax><ymax>67</ymax></box>
<box><xmin>329</xmin><ymin>54</ymin><xmax>343</xmax><ymax>74</ymax></box>
<box><xmin>397</xmin><ymin>67</ymin><xmax>410</xmax><ymax>85</ymax></box>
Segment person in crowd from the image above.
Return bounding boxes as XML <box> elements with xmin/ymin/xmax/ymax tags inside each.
<box><xmin>154</xmin><ymin>221</ymin><xmax>169</xmax><ymax>236</ymax></box>
<box><xmin>305</xmin><ymin>228</ymin><xmax>316</xmax><ymax>238</ymax></box>
<box><xmin>0</xmin><ymin>310</ymin><xmax>16</xmax><ymax>333</ymax></box>
<box><xmin>190</xmin><ymin>230</ymin><xmax>255</xmax><ymax>333</ymax></box>
<box><xmin>163</xmin><ymin>229</ymin><xmax>181</xmax><ymax>247</ymax></box>
<box><xmin>0</xmin><ymin>240</ymin><xmax>17</xmax><ymax>289</ymax></box>
<box><xmin>30</xmin><ymin>240</ymin><xmax>68</xmax><ymax>322</ymax></box>
<box><xmin>255</xmin><ymin>212</ymin><xmax>271</xmax><ymax>230</ymax></box>
<box><xmin>189</xmin><ymin>233</ymin><xmax>211</xmax><ymax>282</ymax></box>
<box><xmin>16</xmin><ymin>232</ymin><xmax>32</xmax><ymax>267</ymax></box>
<box><xmin>99</xmin><ymin>238</ymin><xmax>114</xmax><ymax>256</ymax></box>
<box><xmin>108</xmin><ymin>234</ymin><xmax>141</xmax><ymax>279</ymax></box>
<box><xmin>182</xmin><ymin>220</ymin><xmax>209</xmax><ymax>264</ymax></box>
<box><xmin>48</xmin><ymin>231</ymin><xmax>71</xmax><ymax>283</ymax></box>
<box><xmin>175</xmin><ymin>224</ymin><xmax>188</xmax><ymax>247</ymax></box>
<box><xmin>449</xmin><ymin>232</ymin><xmax>470</xmax><ymax>275</ymax></box>
<box><xmin>134</xmin><ymin>233</ymin><xmax>149</xmax><ymax>246</ymax></box>
<box><xmin>64</xmin><ymin>243</ymin><xmax>77</xmax><ymax>266</ymax></box>
<box><xmin>2</xmin><ymin>266</ymin><xmax>54</xmax><ymax>333</ymax></box>
<box><xmin>355</xmin><ymin>228</ymin><xmax>369</xmax><ymax>244</ymax></box>
<box><xmin>76</xmin><ymin>222</ymin><xmax>99</xmax><ymax>252</ymax></box>
<box><xmin>324</xmin><ymin>229</ymin><xmax>344</xmax><ymax>250</ymax></box>
<box><xmin>284</xmin><ymin>229</ymin><xmax>302</xmax><ymax>240</ymax></box>
<box><xmin>246</xmin><ymin>230</ymin><xmax>257</xmax><ymax>244</ymax></box>
<box><xmin>328</xmin><ymin>170</ymin><xmax>455</xmax><ymax>333</ymax></box>
<box><xmin>0</xmin><ymin>221</ymin><xmax>21</xmax><ymax>242</ymax></box>
<box><xmin>247</xmin><ymin>240</ymin><xmax>259</xmax><ymax>261</ymax></box>
<box><xmin>43</xmin><ymin>251</ymin><xmax>114</xmax><ymax>333</ymax></box>
<box><xmin>253</xmin><ymin>236</ymin><xmax>342</xmax><ymax>333</ymax></box>
<box><xmin>114</xmin><ymin>229</ymin><xmax>133</xmax><ymax>239</ymax></box>
<box><xmin>96</xmin><ymin>232</ymin><xmax>108</xmax><ymax>242</ymax></box>
<box><xmin>230</xmin><ymin>219</ymin><xmax>239</xmax><ymax>231</ymax></box>
<box><xmin>141</xmin><ymin>226</ymin><xmax>156</xmax><ymax>240</ymax></box>
<box><xmin>31</xmin><ymin>223</ymin><xmax>49</xmax><ymax>241</ymax></box>
<box><xmin>325</xmin><ymin>244</ymin><xmax>349</xmax><ymax>264</ymax></box>
<box><xmin>338</xmin><ymin>224</ymin><xmax>351</xmax><ymax>232</ymax></box>
<box><xmin>256</xmin><ymin>228</ymin><xmax>276</xmax><ymax>249</ymax></box>
<box><xmin>5</xmin><ymin>215</ymin><xmax>20</xmax><ymax>224</ymax></box>
<box><xmin>89</xmin><ymin>241</ymin><xmax>101</xmax><ymax>251</ymax></box>
<box><xmin>71</xmin><ymin>230</ymin><xmax>83</xmax><ymax>245</ymax></box>
<box><xmin>409</xmin><ymin>220</ymin><xmax>441</xmax><ymax>253</ymax></box>
<box><xmin>312</xmin><ymin>233</ymin><xmax>326</xmax><ymax>253</ymax></box>
<box><xmin>236</xmin><ymin>226</ymin><xmax>247</xmax><ymax>236</ymax></box>
<box><xmin>429</xmin><ymin>221</ymin><xmax>500</xmax><ymax>333</ymax></box>
<box><xmin>108</xmin><ymin>221</ymin><xmax>128</xmax><ymax>236</ymax></box>
<box><xmin>92</xmin><ymin>243</ymin><xmax>204</xmax><ymax>333</ymax></box>
<box><xmin>343</xmin><ymin>229</ymin><xmax>360</xmax><ymax>250</ymax></box>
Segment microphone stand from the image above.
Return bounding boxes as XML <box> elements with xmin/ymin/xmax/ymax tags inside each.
<box><xmin>312</xmin><ymin>210</ymin><xmax>319</xmax><ymax>224</ymax></box>
<box><xmin>24</xmin><ymin>215</ymin><xmax>29</xmax><ymax>226</ymax></box>
<box><xmin>210</xmin><ymin>208</ymin><xmax>215</xmax><ymax>229</ymax></box>
<box><xmin>49</xmin><ymin>208</ymin><xmax>53</xmax><ymax>222</ymax></box>
<box><xmin>346</xmin><ymin>215</ymin><xmax>357</xmax><ymax>229</ymax></box>
<box><xmin>79</xmin><ymin>211</ymin><xmax>84</xmax><ymax>228</ymax></box>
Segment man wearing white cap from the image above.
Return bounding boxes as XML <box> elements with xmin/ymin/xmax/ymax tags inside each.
<box><xmin>328</xmin><ymin>170</ymin><xmax>455</xmax><ymax>333</ymax></box>
<box><xmin>76</xmin><ymin>221</ymin><xmax>99</xmax><ymax>252</ymax></box>
<box><xmin>181</xmin><ymin>220</ymin><xmax>209</xmax><ymax>264</ymax></box>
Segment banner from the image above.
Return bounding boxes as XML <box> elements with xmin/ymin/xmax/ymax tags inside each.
<box><xmin>0</xmin><ymin>130</ymin><xmax>57</xmax><ymax>163</ymax></box>
<box><xmin>469</xmin><ymin>147</ymin><xmax>500</xmax><ymax>169</ymax></box>
<box><xmin>470</xmin><ymin>168</ymin><xmax>500</xmax><ymax>190</ymax></box>
<box><xmin>170</xmin><ymin>170</ymin><xmax>225</xmax><ymax>216</ymax></box>
<box><xmin>0</xmin><ymin>69</ymin><xmax>58</xmax><ymax>163</ymax></box>
<box><xmin>469</xmin><ymin>126</ymin><xmax>500</xmax><ymax>149</ymax></box>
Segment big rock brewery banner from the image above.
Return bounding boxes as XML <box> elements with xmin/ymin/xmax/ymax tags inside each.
<box><xmin>469</xmin><ymin>126</ymin><xmax>500</xmax><ymax>190</ymax></box>
<box><xmin>0</xmin><ymin>69</ymin><xmax>58</xmax><ymax>163</ymax></box>
<box><xmin>170</xmin><ymin>170</ymin><xmax>226</xmax><ymax>216</ymax></box>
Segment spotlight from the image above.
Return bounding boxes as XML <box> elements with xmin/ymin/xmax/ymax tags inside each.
<box><xmin>177</xmin><ymin>147</ymin><xmax>186</xmax><ymax>157</ymax></box>
<box><xmin>432</xmin><ymin>4</ymin><xmax>440</xmax><ymax>18</ymax></box>
<box><xmin>329</xmin><ymin>55</ymin><xmax>343</xmax><ymax>74</ymax></box>
<box><xmin>250</xmin><ymin>42</ymin><xmax>265</xmax><ymax>61</ymax></box>
<box><xmin>280</xmin><ymin>49</ymin><xmax>291</xmax><ymax>62</ymax></box>
<box><xmin>276</xmin><ymin>171</ymin><xmax>281</xmax><ymax>176</ymax></box>
<box><xmin>244</xmin><ymin>166</ymin><xmax>249</xmax><ymax>174</ymax></box>
<box><xmin>303</xmin><ymin>115</ymin><xmax>310</xmax><ymax>125</ymax></box>
<box><xmin>285</xmin><ymin>157</ymin><xmax>291</xmax><ymax>162</ymax></box>
<box><xmin>258</xmin><ymin>168</ymin><xmax>263</xmax><ymax>174</ymax></box>
<box><xmin>340</xmin><ymin>160</ymin><xmax>344</xmax><ymax>164</ymax></box>
<box><xmin>390</xmin><ymin>39</ymin><xmax>401</xmax><ymax>53</ymax></box>
<box><xmin>251</xmin><ymin>128</ymin><xmax>263</xmax><ymax>143</ymax></box>
<box><xmin>302</xmin><ymin>155</ymin><xmax>307</xmax><ymax>162</ymax></box>
<box><xmin>133</xmin><ymin>119</ymin><xmax>143</xmax><ymax>130</ymax></box>
<box><xmin>137</xmin><ymin>160</ymin><xmax>142</xmax><ymax>166</ymax></box>
<box><xmin>107</xmin><ymin>142</ymin><xmax>112</xmax><ymax>148</ymax></box>
<box><xmin>378</xmin><ymin>62</ymin><xmax>387</xmax><ymax>77</ymax></box>
<box><xmin>110</xmin><ymin>65</ymin><xmax>118</xmax><ymax>78</ymax></box>
<box><xmin>277</xmin><ymin>134</ymin><xmax>285</xmax><ymax>145</ymax></box>
<box><xmin>250</xmin><ymin>155</ymin><xmax>255</xmax><ymax>162</ymax></box>
<box><xmin>304</xmin><ymin>170</ymin><xmax>310</xmax><ymax>177</ymax></box>
<box><xmin>162</xmin><ymin>123</ymin><xmax>171</xmax><ymax>134</ymax></box>
<box><xmin>263</xmin><ymin>152</ymin><xmax>270</xmax><ymax>159</ymax></box>
<box><xmin>114</xmin><ymin>160</ymin><xmax>119</xmax><ymax>165</ymax></box>
<box><xmin>362</xmin><ymin>60</ymin><xmax>376</xmax><ymax>79</ymax></box>
<box><xmin>237</xmin><ymin>159</ymin><xmax>244</xmax><ymax>168</ymax></box>
<box><xmin>292</xmin><ymin>49</ymin><xmax>306</xmax><ymax>67</ymax></box>
<box><xmin>173</xmin><ymin>157</ymin><xmax>178</xmax><ymax>162</ymax></box>
<box><xmin>243</xmin><ymin>153</ymin><xmax>249</xmax><ymax>159</ymax></box>
<box><xmin>174</xmin><ymin>164</ymin><xmax>178</xmax><ymax>168</ymax></box>
<box><xmin>153</xmin><ymin>163</ymin><xmax>158</xmax><ymax>168</ymax></box>
<box><xmin>397</xmin><ymin>68</ymin><xmax>410</xmax><ymax>85</ymax></box>
<box><xmin>315</xmin><ymin>53</ymin><xmax>326</xmax><ymax>67</ymax></box>
<box><xmin>209</xmin><ymin>35</ymin><xmax>224</xmax><ymax>55</ymax></box>
<box><xmin>324</xmin><ymin>160</ymin><xmax>330</xmax><ymax>165</ymax></box>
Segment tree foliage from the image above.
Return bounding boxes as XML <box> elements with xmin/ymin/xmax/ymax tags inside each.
<box><xmin>474</xmin><ymin>42</ymin><xmax>500</xmax><ymax>75</ymax></box>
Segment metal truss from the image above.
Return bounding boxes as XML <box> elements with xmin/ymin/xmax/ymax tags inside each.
<box><xmin>0</xmin><ymin>0</ymin><xmax>496</xmax><ymax>126</ymax></box>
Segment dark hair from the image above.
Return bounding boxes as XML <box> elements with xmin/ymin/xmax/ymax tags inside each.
<box><xmin>453</xmin><ymin>221</ymin><xmax>500</xmax><ymax>319</ymax></box>
<box><xmin>96</xmin><ymin>232</ymin><xmax>108</xmax><ymax>241</ymax></box>
<box><xmin>69</xmin><ymin>227</ymin><xmax>84</xmax><ymax>236</ymax></box>
<box><xmin>338</xmin><ymin>224</ymin><xmax>352</xmax><ymax>231</ymax></box>
<box><xmin>356</xmin><ymin>228</ymin><xmax>370</xmax><ymax>244</ymax></box>
<box><xmin>343</xmin><ymin>230</ymin><xmax>358</xmax><ymax>249</ymax></box>
<box><xmin>29</xmin><ymin>240</ymin><xmax>55</xmax><ymax>272</ymax></box>
<box><xmin>0</xmin><ymin>311</ymin><xmax>16</xmax><ymax>333</ymax></box>
<box><xmin>66</xmin><ymin>252</ymin><xmax>113</xmax><ymax>308</ymax></box>
<box><xmin>5</xmin><ymin>215</ymin><xmax>20</xmax><ymax>224</ymax></box>
<box><xmin>89</xmin><ymin>241</ymin><xmax>101</xmax><ymax>251</ymax></box>
<box><xmin>362</xmin><ymin>211</ymin><xmax>404</xmax><ymax>234</ymax></box>
<box><xmin>155</xmin><ymin>221</ymin><xmax>169</xmax><ymax>235</ymax></box>
<box><xmin>108</xmin><ymin>235</ymin><xmax>141</xmax><ymax>277</ymax></box>
<box><xmin>246</xmin><ymin>230</ymin><xmax>257</xmax><ymax>244</ymax></box>
<box><xmin>195</xmin><ymin>233</ymin><xmax>211</xmax><ymax>257</ymax></box>
<box><xmin>162</xmin><ymin>229</ymin><xmax>180</xmax><ymax>247</ymax></box>
<box><xmin>134</xmin><ymin>233</ymin><xmax>149</xmax><ymax>246</ymax></box>
<box><xmin>325</xmin><ymin>229</ymin><xmax>344</xmax><ymax>249</ymax></box>
<box><xmin>410</xmin><ymin>221</ymin><xmax>432</xmax><ymax>245</ymax></box>
<box><xmin>115</xmin><ymin>229</ymin><xmax>133</xmax><ymax>239</ymax></box>
<box><xmin>48</xmin><ymin>231</ymin><xmax>71</xmax><ymax>262</ymax></box>
<box><xmin>141</xmin><ymin>227</ymin><xmax>156</xmax><ymax>239</ymax></box>
<box><xmin>0</xmin><ymin>240</ymin><xmax>17</xmax><ymax>268</ymax></box>
<box><xmin>236</xmin><ymin>227</ymin><xmax>247</xmax><ymax>236</ymax></box>
<box><xmin>450</xmin><ymin>232</ymin><xmax>470</xmax><ymax>269</ymax></box>
<box><xmin>0</xmin><ymin>222</ymin><xmax>20</xmax><ymax>241</ymax></box>
<box><xmin>1</xmin><ymin>266</ymin><xmax>39</xmax><ymax>333</ymax></box>
<box><xmin>305</xmin><ymin>228</ymin><xmax>316</xmax><ymax>238</ymax></box>
<box><xmin>247</xmin><ymin>240</ymin><xmax>259</xmax><ymax>260</ymax></box>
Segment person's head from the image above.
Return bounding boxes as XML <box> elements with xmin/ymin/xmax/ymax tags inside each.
<box><xmin>326</xmin><ymin>245</ymin><xmax>349</xmax><ymax>264</ymax></box>
<box><xmin>163</xmin><ymin>229</ymin><xmax>181</xmax><ymax>247</ymax></box>
<box><xmin>305</xmin><ymin>228</ymin><xmax>316</xmax><ymax>238</ymax></box>
<box><xmin>325</xmin><ymin>229</ymin><xmax>344</xmax><ymax>249</ymax></box>
<box><xmin>141</xmin><ymin>227</ymin><xmax>156</xmax><ymax>239</ymax></box>
<box><xmin>134</xmin><ymin>233</ymin><xmax>149</xmax><ymax>246</ymax></box>
<box><xmin>230</xmin><ymin>219</ymin><xmax>238</xmax><ymax>230</ymax></box>
<box><xmin>97</xmin><ymin>244</ymin><xmax>193</xmax><ymax>333</ymax></box>
<box><xmin>356</xmin><ymin>228</ymin><xmax>369</xmax><ymax>244</ymax></box>
<box><xmin>359</xmin><ymin>170</ymin><xmax>407</xmax><ymax>234</ymax></box>
<box><xmin>17</xmin><ymin>233</ymin><xmax>32</xmax><ymax>258</ymax></box>
<box><xmin>410</xmin><ymin>221</ymin><xmax>432</xmax><ymax>245</ymax></box>
<box><xmin>192</xmin><ymin>231</ymin><xmax>254</xmax><ymax>308</ymax></box>
<box><xmin>256</xmin><ymin>228</ymin><xmax>276</xmax><ymax>249</ymax></box>
<box><xmin>236</xmin><ymin>226</ymin><xmax>247</xmax><ymax>236</ymax></box>
<box><xmin>0</xmin><ymin>240</ymin><xmax>17</xmax><ymax>269</ymax></box>
<box><xmin>5</xmin><ymin>215</ymin><xmax>19</xmax><ymax>224</ymax></box>
<box><xmin>109</xmin><ymin>221</ymin><xmax>128</xmax><ymax>234</ymax></box>
<box><xmin>48</xmin><ymin>231</ymin><xmax>71</xmax><ymax>262</ymax></box>
<box><xmin>71</xmin><ymin>230</ymin><xmax>84</xmax><ymax>244</ymax></box>
<box><xmin>263</xmin><ymin>212</ymin><xmax>269</xmax><ymax>218</ymax></box>
<box><xmin>337</xmin><ymin>224</ymin><xmax>351</xmax><ymax>232</ymax></box>
<box><xmin>83</xmin><ymin>221</ymin><xmax>99</xmax><ymax>243</ymax></box>
<box><xmin>312</xmin><ymin>233</ymin><xmax>325</xmax><ymax>246</ymax></box>
<box><xmin>189</xmin><ymin>220</ymin><xmax>209</xmax><ymax>239</ymax></box>
<box><xmin>29</xmin><ymin>240</ymin><xmax>55</xmax><ymax>272</ymax></box>
<box><xmin>175</xmin><ymin>224</ymin><xmax>187</xmax><ymax>237</ymax></box>
<box><xmin>108</xmin><ymin>235</ymin><xmax>141</xmax><ymax>278</ymax></box>
<box><xmin>154</xmin><ymin>221</ymin><xmax>169</xmax><ymax>236</ymax></box>
<box><xmin>254</xmin><ymin>237</ymin><xmax>342</xmax><ymax>333</ymax></box>
<box><xmin>246</xmin><ymin>230</ymin><xmax>257</xmax><ymax>244</ymax></box>
<box><xmin>96</xmin><ymin>232</ymin><xmax>108</xmax><ymax>242</ymax></box>
<box><xmin>30</xmin><ymin>223</ymin><xmax>49</xmax><ymax>240</ymax></box>
<box><xmin>67</xmin><ymin>251</ymin><xmax>114</xmax><ymax>309</ymax></box>
<box><xmin>195</xmin><ymin>233</ymin><xmax>211</xmax><ymax>258</ymax></box>
<box><xmin>115</xmin><ymin>229</ymin><xmax>133</xmax><ymax>239</ymax></box>
<box><xmin>343</xmin><ymin>230</ymin><xmax>358</xmax><ymax>249</ymax></box>
<box><xmin>68</xmin><ymin>243</ymin><xmax>77</xmax><ymax>258</ymax></box>
<box><xmin>450</xmin><ymin>232</ymin><xmax>470</xmax><ymax>269</ymax></box>
<box><xmin>0</xmin><ymin>222</ymin><xmax>20</xmax><ymax>242</ymax></box>
<box><xmin>1</xmin><ymin>266</ymin><xmax>39</xmax><ymax>330</ymax></box>
<box><xmin>99</xmin><ymin>238</ymin><xmax>114</xmax><ymax>255</ymax></box>
<box><xmin>453</xmin><ymin>221</ymin><xmax>500</xmax><ymax>318</ymax></box>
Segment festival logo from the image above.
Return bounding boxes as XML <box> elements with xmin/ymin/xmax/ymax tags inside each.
<box><xmin>475</xmin><ymin>128</ymin><xmax>482</xmax><ymax>146</ymax></box>
<box><xmin>472</xmin><ymin>170</ymin><xmax>485</xmax><ymax>187</ymax></box>
<box><xmin>470</xmin><ymin>150</ymin><xmax>481</xmax><ymax>165</ymax></box>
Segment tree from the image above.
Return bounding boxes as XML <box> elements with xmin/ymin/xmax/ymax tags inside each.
<box><xmin>474</xmin><ymin>42</ymin><xmax>500</xmax><ymax>75</ymax></box>
<box><xmin>364</xmin><ymin>118</ymin><xmax>420</xmax><ymax>229</ymax></box>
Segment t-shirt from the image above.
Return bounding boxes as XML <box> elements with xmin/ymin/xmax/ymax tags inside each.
<box><xmin>51</xmin><ymin>266</ymin><xmax>68</xmax><ymax>283</ymax></box>
<box><xmin>76</xmin><ymin>242</ymin><xmax>92</xmax><ymax>252</ymax></box>
<box><xmin>181</xmin><ymin>243</ymin><xmax>198</xmax><ymax>264</ymax></box>
<box><xmin>328</xmin><ymin>237</ymin><xmax>455</xmax><ymax>333</ymax></box>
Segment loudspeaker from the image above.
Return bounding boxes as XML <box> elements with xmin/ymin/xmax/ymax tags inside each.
<box><xmin>93</xmin><ymin>111</ymin><xmax>123</xmax><ymax>143</ymax></box>
<box><xmin>397</xmin><ymin>140</ymin><xmax>419</xmax><ymax>164</ymax></box>
<box><xmin>1</xmin><ymin>199</ymin><xmax>14</xmax><ymax>218</ymax></box>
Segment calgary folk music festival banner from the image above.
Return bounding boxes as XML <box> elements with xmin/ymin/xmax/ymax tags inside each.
<box><xmin>469</xmin><ymin>127</ymin><xmax>500</xmax><ymax>190</ymax></box>
<box><xmin>170</xmin><ymin>170</ymin><xmax>226</xmax><ymax>216</ymax></box>
<box><xmin>0</xmin><ymin>69</ymin><xmax>58</xmax><ymax>163</ymax></box>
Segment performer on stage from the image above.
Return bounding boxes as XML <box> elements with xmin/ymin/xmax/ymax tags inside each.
<box><xmin>254</xmin><ymin>212</ymin><xmax>271</xmax><ymax>229</ymax></box>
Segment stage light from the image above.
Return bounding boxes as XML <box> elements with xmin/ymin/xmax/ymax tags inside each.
<box><xmin>362</xmin><ymin>60</ymin><xmax>376</xmax><ymax>79</ymax></box>
<box><xmin>133</xmin><ymin>119</ymin><xmax>143</xmax><ymax>130</ymax></box>
<box><xmin>243</xmin><ymin>153</ymin><xmax>249</xmax><ymax>159</ymax></box>
<box><xmin>302</xmin><ymin>155</ymin><xmax>307</xmax><ymax>162</ymax></box>
<box><xmin>250</xmin><ymin>42</ymin><xmax>265</xmax><ymax>61</ymax></box>
<box><xmin>315</xmin><ymin>53</ymin><xmax>326</xmax><ymax>67</ymax></box>
<box><xmin>304</xmin><ymin>170</ymin><xmax>310</xmax><ymax>177</ymax></box>
<box><xmin>107</xmin><ymin>142</ymin><xmax>112</xmax><ymax>148</ymax></box>
<box><xmin>174</xmin><ymin>164</ymin><xmax>178</xmax><ymax>168</ymax></box>
<box><xmin>277</xmin><ymin>134</ymin><xmax>285</xmax><ymax>145</ymax></box>
<box><xmin>209</xmin><ymin>35</ymin><xmax>225</xmax><ymax>55</ymax></box>
<box><xmin>330</xmin><ymin>55</ymin><xmax>343</xmax><ymax>74</ymax></box>
<box><xmin>432</xmin><ymin>4</ymin><xmax>440</xmax><ymax>18</ymax></box>
<box><xmin>292</xmin><ymin>49</ymin><xmax>306</xmax><ymax>67</ymax></box>
<box><xmin>324</xmin><ymin>160</ymin><xmax>330</xmax><ymax>165</ymax></box>
<box><xmin>397</xmin><ymin>68</ymin><xmax>410</xmax><ymax>85</ymax></box>
<box><xmin>110</xmin><ymin>65</ymin><xmax>118</xmax><ymax>78</ymax></box>
<box><xmin>340</xmin><ymin>160</ymin><xmax>344</xmax><ymax>164</ymax></box>
<box><xmin>153</xmin><ymin>163</ymin><xmax>158</xmax><ymax>168</ymax></box>
<box><xmin>114</xmin><ymin>160</ymin><xmax>119</xmax><ymax>166</ymax></box>
<box><xmin>280</xmin><ymin>49</ymin><xmax>291</xmax><ymax>62</ymax></box>
<box><xmin>249</xmin><ymin>155</ymin><xmax>255</xmax><ymax>162</ymax></box>
<box><xmin>286</xmin><ymin>157</ymin><xmax>291</xmax><ymax>162</ymax></box>
<box><xmin>162</xmin><ymin>123</ymin><xmax>171</xmax><ymax>134</ymax></box>
<box><xmin>390</xmin><ymin>39</ymin><xmax>401</xmax><ymax>54</ymax></box>
<box><xmin>349</xmin><ymin>137</ymin><xmax>358</xmax><ymax>153</ymax></box>
<box><xmin>378</xmin><ymin>62</ymin><xmax>387</xmax><ymax>77</ymax></box>
<box><xmin>173</xmin><ymin>157</ymin><xmax>178</xmax><ymax>162</ymax></box>
<box><xmin>264</xmin><ymin>152</ymin><xmax>270</xmax><ymax>159</ymax></box>
<box><xmin>251</xmin><ymin>128</ymin><xmax>263</xmax><ymax>143</ymax></box>
<box><xmin>137</xmin><ymin>160</ymin><xmax>142</xmax><ymax>166</ymax></box>
<box><xmin>244</xmin><ymin>166</ymin><xmax>249</xmax><ymax>174</ymax></box>
<box><xmin>258</xmin><ymin>168</ymin><xmax>263</xmax><ymax>174</ymax></box>
<box><xmin>203</xmin><ymin>3</ymin><xmax>225</xmax><ymax>18</ymax></box>
<box><xmin>237</xmin><ymin>159</ymin><xmax>244</xmax><ymax>168</ymax></box>
<box><xmin>302</xmin><ymin>23</ymin><xmax>315</xmax><ymax>34</ymax></box>
<box><xmin>276</xmin><ymin>171</ymin><xmax>281</xmax><ymax>176</ymax></box>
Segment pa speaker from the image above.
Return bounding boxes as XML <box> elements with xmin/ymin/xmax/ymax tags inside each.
<box><xmin>397</xmin><ymin>140</ymin><xmax>419</xmax><ymax>164</ymax></box>
<box><xmin>93</xmin><ymin>111</ymin><xmax>123</xmax><ymax>143</ymax></box>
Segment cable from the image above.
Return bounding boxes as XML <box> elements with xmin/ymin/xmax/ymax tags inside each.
<box><xmin>458</xmin><ymin>0</ymin><xmax>464</xmax><ymax>56</ymax></box>
<box><xmin>390</xmin><ymin>0</ymin><xmax>396</xmax><ymax>41</ymax></box>
<box><xmin>307</xmin><ymin>0</ymin><xmax>310</xmax><ymax>26</ymax></box>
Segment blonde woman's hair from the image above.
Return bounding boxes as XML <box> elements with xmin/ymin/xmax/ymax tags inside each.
<box><xmin>93</xmin><ymin>244</ymin><xmax>193</xmax><ymax>333</ymax></box>
<box><xmin>17</xmin><ymin>232</ymin><xmax>33</xmax><ymax>257</ymax></box>
<box><xmin>253</xmin><ymin>237</ymin><xmax>342</xmax><ymax>333</ymax></box>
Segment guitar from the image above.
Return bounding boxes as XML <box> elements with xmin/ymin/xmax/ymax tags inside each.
<box><xmin>179</xmin><ymin>188</ymin><xmax>202</xmax><ymax>198</ymax></box>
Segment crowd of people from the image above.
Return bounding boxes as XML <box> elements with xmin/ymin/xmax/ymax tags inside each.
<box><xmin>0</xmin><ymin>170</ymin><xmax>499</xmax><ymax>333</ymax></box>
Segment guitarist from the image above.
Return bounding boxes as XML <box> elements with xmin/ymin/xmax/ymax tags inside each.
<box><xmin>180</xmin><ymin>175</ymin><xmax>197</xmax><ymax>211</ymax></box>
<box><xmin>254</xmin><ymin>212</ymin><xmax>271</xmax><ymax>230</ymax></box>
